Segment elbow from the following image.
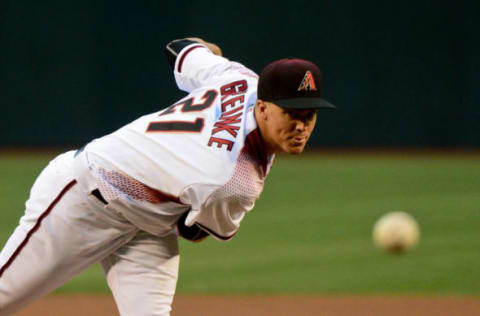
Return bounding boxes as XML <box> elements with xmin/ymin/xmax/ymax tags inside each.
<box><xmin>165</xmin><ymin>39</ymin><xmax>199</xmax><ymax>70</ymax></box>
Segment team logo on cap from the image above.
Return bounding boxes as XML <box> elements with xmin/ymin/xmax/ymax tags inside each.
<box><xmin>297</xmin><ymin>71</ymin><xmax>317</xmax><ymax>91</ymax></box>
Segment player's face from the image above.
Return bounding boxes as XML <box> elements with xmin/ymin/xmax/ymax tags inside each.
<box><xmin>261</xmin><ymin>102</ymin><xmax>317</xmax><ymax>155</ymax></box>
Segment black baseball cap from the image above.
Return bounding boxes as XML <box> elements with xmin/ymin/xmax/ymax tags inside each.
<box><xmin>258</xmin><ymin>57</ymin><xmax>336</xmax><ymax>110</ymax></box>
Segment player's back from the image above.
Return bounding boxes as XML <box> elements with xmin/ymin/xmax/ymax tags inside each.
<box><xmin>86</xmin><ymin>74</ymin><xmax>259</xmax><ymax>199</ymax></box>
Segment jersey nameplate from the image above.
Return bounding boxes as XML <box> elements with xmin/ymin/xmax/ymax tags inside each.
<box><xmin>207</xmin><ymin>80</ymin><xmax>248</xmax><ymax>151</ymax></box>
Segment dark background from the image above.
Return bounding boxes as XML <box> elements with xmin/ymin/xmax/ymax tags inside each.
<box><xmin>1</xmin><ymin>0</ymin><xmax>478</xmax><ymax>147</ymax></box>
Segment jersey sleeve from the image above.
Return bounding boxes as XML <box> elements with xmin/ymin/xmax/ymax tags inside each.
<box><xmin>180</xmin><ymin>183</ymin><xmax>254</xmax><ymax>241</ymax></box>
<box><xmin>170</xmin><ymin>42</ymin><xmax>238</xmax><ymax>92</ymax></box>
<box><xmin>179</xmin><ymin>133</ymin><xmax>269</xmax><ymax>242</ymax></box>
<box><xmin>178</xmin><ymin>136</ymin><xmax>268</xmax><ymax>241</ymax></box>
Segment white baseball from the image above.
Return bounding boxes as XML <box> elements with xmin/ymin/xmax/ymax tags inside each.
<box><xmin>372</xmin><ymin>211</ymin><xmax>420</xmax><ymax>254</ymax></box>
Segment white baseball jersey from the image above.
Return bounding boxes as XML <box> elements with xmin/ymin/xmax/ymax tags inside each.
<box><xmin>79</xmin><ymin>43</ymin><xmax>275</xmax><ymax>240</ymax></box>
<box><xmin>0</xmin><ymin>41</ymin><xmax>276</xmax><ymax>316</ymax></box>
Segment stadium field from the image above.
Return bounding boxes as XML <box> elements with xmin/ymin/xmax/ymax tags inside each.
<box><xmin>1</xmin><ymin>150</ymin><xmax>479</xmax><ymax>315</ymax></box>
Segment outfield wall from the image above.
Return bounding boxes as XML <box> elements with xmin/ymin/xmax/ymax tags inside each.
<box><xmin>0</xmin><ymin>1</ymin><xmax>478</xmax><ymax>147</ymax></box>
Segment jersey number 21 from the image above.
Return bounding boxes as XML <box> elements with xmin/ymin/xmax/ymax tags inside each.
<box><xmin>146</xmin><ymin>90</ymin><xmax>218</xmax><ymax>133</ymax></box>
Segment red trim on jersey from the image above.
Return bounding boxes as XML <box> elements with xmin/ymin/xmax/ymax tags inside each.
<box><xmin>195</xmin><ymin>222</ymin><xmax>236</xmax><ymax>241</ymax></box>
<box><xmin>177</xmin><ymin>45</ymin><xmax>204</xmax><ymax>73</ymax></box>
<box><xmin>244</xmin><ymin>128</ymin><xmax>270</xmax><ymax>177</ymax></box>
<box><xmin>149</xmin><ymin>188</ymin><xmax>184</xmax><ymax>204</ymax></box>
<box><xmin>95</xmin><ymin>168</ymin><xmax>184</xmax><ymax>205</ymax></box>
<box><xmin>0</xmin><ymin>179</ymin><xmax>77</xmax><ymax>278</ymax></box>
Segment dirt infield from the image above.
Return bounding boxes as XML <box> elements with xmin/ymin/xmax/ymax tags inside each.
<box><xmin>14</xmin><ymin>294</ymin><xmax>480</xmax><ymax>316</ymax></box>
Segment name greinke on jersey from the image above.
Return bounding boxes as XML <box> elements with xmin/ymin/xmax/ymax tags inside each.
<box><xmin>207</xmin><ymin>79</ymin><xmax>248</xmax><ymax>151</ymax></box>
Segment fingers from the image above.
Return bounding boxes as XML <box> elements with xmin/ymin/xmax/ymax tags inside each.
<box><xmin>185</xmin><ymin>37</ymin><xmax>223</xmax><ymax>56</ymax></box>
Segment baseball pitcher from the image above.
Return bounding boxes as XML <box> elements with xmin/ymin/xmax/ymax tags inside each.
<box><xmin>0</xmin><ymin>37</ymin><xmax>335</xmax><ymax>315</ymax></box>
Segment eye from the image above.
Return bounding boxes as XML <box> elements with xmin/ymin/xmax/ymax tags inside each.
<box><xmin>283</xmin><ymin>110</ymin><xmax>316</xmax><ymax>121</ymax></box>
<box><xmin>283</xmin><ymin>110</ymin><xmax>295</xmax><ymax>119</ymax></box>
<box><xmin>306</xmin><ymin>111</ymin><xmax>316</xmax><ymax>121</ymax></box>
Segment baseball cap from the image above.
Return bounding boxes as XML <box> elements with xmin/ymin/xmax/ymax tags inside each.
<box><xmin>257</xmin><ymin>57</ymin><xmax>336</xmax><ymax>110</ymax></box>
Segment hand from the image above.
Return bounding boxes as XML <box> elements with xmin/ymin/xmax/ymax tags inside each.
<box><xmin>176</xmin><ymin>211</ymin><xmax>209</xmax><ymax>242</ymax></box>
<box><xmin>186</xmin><ymin>37</ymin><xmax>223</xmax><ymax>56</ymax></box>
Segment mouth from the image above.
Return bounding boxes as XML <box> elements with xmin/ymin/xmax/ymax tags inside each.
<box><xmin>289</xmin><ymin>136</ymin><xmax>307</xmax><ymax>146</ymax></box>
<box><xmin>289</xmin><ymin>134</ymin><xmax>307</xmax><ymax>140</ymax></box>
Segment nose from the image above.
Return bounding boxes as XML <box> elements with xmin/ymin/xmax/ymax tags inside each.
<box><xmin>293</xmin><ymin>119</ymin><xmax>306</xmax><ymax>132</ymax></box>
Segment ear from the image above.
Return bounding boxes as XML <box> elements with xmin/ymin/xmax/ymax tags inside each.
<box><xmin>256</xmin><ymin>100</ymin><xmax>268</xmax><ymax>120</ymax></box>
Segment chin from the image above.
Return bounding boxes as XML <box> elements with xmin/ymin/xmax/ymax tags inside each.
<box><xmin>286</xmin><ymin>146</ymin><xmax>305</xmax><ymax>155</ymax></box>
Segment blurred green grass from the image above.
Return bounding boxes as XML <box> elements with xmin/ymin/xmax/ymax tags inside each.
<box><xmin>1</xmin><ymin>151</ymin><xmax>479</xmax><ymax>295</ymax></box>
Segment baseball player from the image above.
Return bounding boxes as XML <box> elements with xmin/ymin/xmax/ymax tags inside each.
<box><xmin>0</xmin><ymin>37</ymin><xmax>335</xmax><ymax>315</ymax></box>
